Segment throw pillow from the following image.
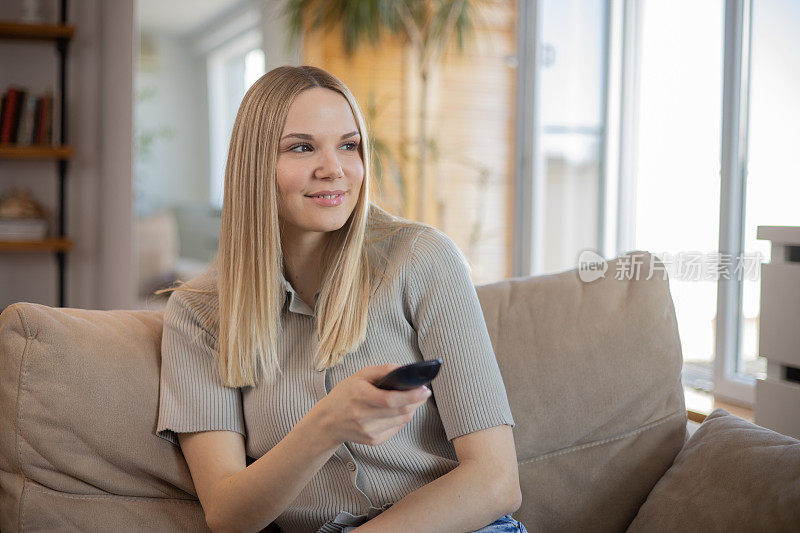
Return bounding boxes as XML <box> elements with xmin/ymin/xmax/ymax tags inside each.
<box><xmin>627</xmin><ymin>408</ymin><xmax>800</xmax><ymax>532</ymax></box>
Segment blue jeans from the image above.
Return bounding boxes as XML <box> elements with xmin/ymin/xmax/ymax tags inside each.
<box><xmin>318</xmin><ymin>511</ymin><xmax>527</xmax><ymax>532</ymax></box>
<box><xmin>472</xmin><ymin>514</ymin><xmax>527</xmax><ymax>532</ymax></box>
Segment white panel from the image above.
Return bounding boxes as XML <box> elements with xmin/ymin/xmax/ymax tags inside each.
<box><xmin>756</xmin><ymin>226</ymin><xmax>800</xmax><ymax>247</ymax></box>
<box><xmin>759</xmin><ymin>263</ymin><xmax>800</xmax><ymax>368</ymax></box>
<box><xmin>755</xmin><ymin>378</ymin><xmax>800</xmax><ymax>439</ymax></box>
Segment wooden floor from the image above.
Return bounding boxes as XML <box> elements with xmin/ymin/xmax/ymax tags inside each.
<box><xmin>685</xmin><ymin>387</ymin><xmax>754</xmax><ymax>422</ymax></box>
<box><xmin>711</xmin><ymin>397</ymin><xmax>754</xmax><ymax>421</ymax></box>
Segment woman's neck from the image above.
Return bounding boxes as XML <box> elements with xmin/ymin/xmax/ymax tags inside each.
<box><xmin>281</xmin><ymin>229</ymin><xmax>328</xmax><ymax>303</ymax></box>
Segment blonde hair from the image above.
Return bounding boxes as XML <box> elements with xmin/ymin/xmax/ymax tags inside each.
<box><xmin>157</xmin><ymin>65</ymin><xmax>418</xmax><ymax>387</ymax></box>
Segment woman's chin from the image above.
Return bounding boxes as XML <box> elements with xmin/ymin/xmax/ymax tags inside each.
<box><xmin>281</xmin><ymin>207</ymin><xmax>355</xmax><ymax>235</ymax></box>
<box><xmin>302</xmin><ymin>217</ymin><xmax>349</xmax><ymax>234</ymax></box>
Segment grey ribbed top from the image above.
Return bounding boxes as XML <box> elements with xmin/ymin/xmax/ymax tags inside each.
<box><xmin>155</xmin><ymin>208</ymin><xmax>514</xmax><ymax>533</ymax></box>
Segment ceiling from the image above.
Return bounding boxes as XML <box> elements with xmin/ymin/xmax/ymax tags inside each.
<box><xmin>136</xmin><ymin>0</ymin><xmax>248</xmax><ymax>36</ymax></box>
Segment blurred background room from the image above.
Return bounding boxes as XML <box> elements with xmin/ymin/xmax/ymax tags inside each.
<box><xmin>1</xmin><ymin>0</ymin><xmax>798</xmax><ymax>419</ymax></box>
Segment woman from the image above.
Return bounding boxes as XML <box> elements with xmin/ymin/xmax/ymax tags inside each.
<box><xmin>155</xmin><ymin>65</ymin><xmax>524</xmax><ymax>533</ymax></box>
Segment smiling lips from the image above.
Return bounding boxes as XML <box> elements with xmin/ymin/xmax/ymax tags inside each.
<box><xmin>306</xmin><ymin>191</ymin><xmax>345</xmax><ymax>207</ymax></box>
<box><xmin>306</xmin><ymin>189</ymin><xmax>346</xmax><ymax>198</ymax></box>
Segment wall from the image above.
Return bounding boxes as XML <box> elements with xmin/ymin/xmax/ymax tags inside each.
<box><xmin>135</xmin><ymin>33</ymin><xmax>209</xmax><ymax>215</ymax></box>
<box><xmin>0</xmin><ymin>0</ymin><xmax>135</xmax><ymax>310</ymax></box>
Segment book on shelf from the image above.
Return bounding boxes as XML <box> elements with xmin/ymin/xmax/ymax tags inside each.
<box><xmin>0</xmin><ymin>218</ymin><xmax>48</xmax><ymax>241</ymax></box>
<box><xmin>0</xmin><ymin>85</ymin><xmax>58</xmax><ymax>146</ymax></box>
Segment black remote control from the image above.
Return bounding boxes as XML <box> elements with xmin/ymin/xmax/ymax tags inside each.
<box><xmin>375</xmin><ymin>359</ymin><xmax>443</xmax><ymax>391</ymax></box>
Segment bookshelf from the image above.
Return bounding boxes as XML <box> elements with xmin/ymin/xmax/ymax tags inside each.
<box><xmin>0</xmin><ymin>1</ymin><xmax>72</xmax><ymax>307</ymax></box>
<box><xmin>0</xmin><ymin>238</ymin><xmax>73</xmax><ymax>252</ymax></box>
<box><xmin>0</xmin><ymin>145</ymin><xmax>73</xmax><ymax>159</ymax></box>
<box><xmin>0</xmin><ymin>22</ymin><xmax>75</xmax><ymax>41</ymax></box>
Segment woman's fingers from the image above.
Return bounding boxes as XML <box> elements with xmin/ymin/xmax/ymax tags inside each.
<box><xmin>324</xmin><ymin>364</ymin><xmax>433</xmax><ymax>445</ymax></box>
<box><xmin>361</xmin><ymin>410</ymin><xmax>418</xmax><ymax>442</ymax></box>
<box><xmin>364</xmin><ymin>394</ymin><xmax>430</xmax><ymax>435</ymax></box>
<box><xmin>374</xmin><ymin>396</ymin><xmax>431</xmax><ymax>436</ymax></box>
<box><xmin>357</xmin><ymin>363</ymin><xmax>400</xmax><ymax>383</ymax></box>
<box><xmin>362</xmin><ymin>383</ymin><xmax>430</xmax><ymax>409</ymax></box>
<box><xmin>367</xmin><ymin>390</ymin><xmax>430</xmax><ymax>418</ymax></box>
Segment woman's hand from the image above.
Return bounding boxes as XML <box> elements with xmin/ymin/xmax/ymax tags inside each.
<box><xmin>311</xmin><ymin>364</ymin><xmax>432</xmax><ymax>447</ymax></box>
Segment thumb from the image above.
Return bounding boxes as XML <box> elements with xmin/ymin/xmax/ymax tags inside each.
<box><xmin>358</xmin><ymin>363</ymin><xmax>401</xmax><ymax>384</ymax></box>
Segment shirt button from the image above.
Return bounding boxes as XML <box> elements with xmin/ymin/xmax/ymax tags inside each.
<box><xmin>346</xmin><ymin>462</ymin><xmax>356</xmax><ymax>472</ymax></box>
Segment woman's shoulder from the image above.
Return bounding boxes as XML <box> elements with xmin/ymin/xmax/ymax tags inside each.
<box><xmin>163</xmin><ymin>262</ymin><xmax>220</xmax><ymax>337</ymax></box>
<box><xmin>366</xmin><ymin>203</ymin><xmax>452</xmax><ymax>255</ymax></box>
<box><xmin>365</xmin><ymin>203</ymin><xmax>469</xmax><ymax>277</ymax></box>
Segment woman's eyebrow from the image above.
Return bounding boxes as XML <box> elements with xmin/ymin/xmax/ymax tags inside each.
<box><xmin>281</xmin><ymin>131</ymin><xmax>360</xmax><ymax>142</ymax></box>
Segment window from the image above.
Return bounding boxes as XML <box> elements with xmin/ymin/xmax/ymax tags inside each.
<box><xmin>517</xmin><ymin>0</ymin><xmax>797</xmax><ymax>407</ymax></box>
<box><xmin>632</xmin><ymin>0</ymin><xmax>724</xmax><ymax>393</ymax></box>
<box><xmin>538</xmin><ymin>0</ymin><xmax>607</xmax><ymax>274</ymax></box>
<box><xmin>208</xmin><ymin>30</ymin><xmax>266</xmax><ymax>209</ymax></box>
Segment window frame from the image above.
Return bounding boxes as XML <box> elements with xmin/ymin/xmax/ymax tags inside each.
<box><xmin>207</xmin><ymin>28</ymin><xmax>263</xmax><ymax>210</ymax></box>
<box><xmin>514</xmin><ymin>0</ymin><xmax>758</xmax><ymax>406</ymax></box>
<box><xmin>714</xmin><ymin>0</ymin><xmax>754</xmax><ymax>405</ymax></box>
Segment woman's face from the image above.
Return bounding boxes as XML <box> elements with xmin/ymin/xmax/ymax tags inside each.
<box><xmin>276</xmin><ymin>87</ymin><xmax>364</xmax><ymax>241</ymax></box>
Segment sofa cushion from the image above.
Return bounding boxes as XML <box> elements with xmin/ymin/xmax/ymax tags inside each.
<box><xmin>0</xmin><ymin>303</ymin><xmax>209</xmax><ymax>532</ymax></box>
<box><xmin>627</xmin><ymin>408</ymin><xmax>800</xmax><ymax>532</ymax></box>
<box><xmin>5</xmin><ymin>478</ymin><xmax>209</xmax><ymax>532</ymax></box>
<box><xmin>475</xmin><ymin>251</ymin><xmax>687</xmax><ymax>532</ymax></box>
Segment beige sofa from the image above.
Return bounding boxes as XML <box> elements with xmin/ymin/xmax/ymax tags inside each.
<box><xmin>2</xmin><ymin>251</ymin><xmax>798</xmax><ymax>532</ymax></box>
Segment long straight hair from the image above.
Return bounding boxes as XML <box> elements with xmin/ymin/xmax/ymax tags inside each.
<box><xmin>158</xmin><ymin>65</ymin><xmax>416</xmax><ymax>387</ymax></box>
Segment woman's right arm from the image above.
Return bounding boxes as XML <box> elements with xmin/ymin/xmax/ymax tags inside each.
<box><xmin>179</xmin><ymin>364</ymin><xmax>431</xmax><ymax>533</ymax></box>
<box><xmin>182</xmin><ymin>407</ymin><xmax>338</xmax><ymax>533</ymax></box>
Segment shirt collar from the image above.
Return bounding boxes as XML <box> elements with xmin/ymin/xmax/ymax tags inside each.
<box><xmin>280</xmin><ymin>271</ymin><xmax>319</xmax><ymax>317</ymax></box>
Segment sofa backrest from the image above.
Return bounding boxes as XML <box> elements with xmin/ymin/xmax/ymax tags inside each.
<box><xmin>475</xmin><ymin>251</ymin><xmax>686</xmax><ymax>531</ymax></box>
<box><xmin>0</xmin><ymin>304</ymin><xmax>211</xmax><ymax>532</ymax></box>
<box><xmin>0</xmin><ymin>251</ymin><xmax>686</xmax><ymax>532</ymax></box>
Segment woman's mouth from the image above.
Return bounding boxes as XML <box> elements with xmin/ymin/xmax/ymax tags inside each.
<box><xmin>306</xmin><ymin>193</ymin><xmax>345</xmax><ymax>207</ymax></box>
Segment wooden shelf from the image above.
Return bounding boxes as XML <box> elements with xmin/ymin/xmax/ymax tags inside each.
<box><xmin>0</xmin><ymin>21</ymin><xmax>74</xmax><ymax>41</ymax></box>
<box><xmin>0</xmin><ymin>238</ymin><xmax>73</xmax><ymax>252</ymax></box>
<box><xmin>687</xmin><ymin>410</ymin><xmax>707</xmax><ymax>424</ymax></box>
<box><xmin>0</xmin><ymin>145</ymin><xmax>73</xmax><ymax>160</ymax></box>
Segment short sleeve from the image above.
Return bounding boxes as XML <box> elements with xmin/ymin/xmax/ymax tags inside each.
<box><xmin>156</xmin><ymin>290</ymin><xmax>245</xmax><ymax>445</ymax></box>
<box><xmin>405</xmin><ymin>227</ymin><xmax>515</xmax><ymax>441</ymax></box>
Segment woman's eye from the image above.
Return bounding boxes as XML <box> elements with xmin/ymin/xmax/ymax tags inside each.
<box><xmin>288</xmin><ymin>142</ymin><xmax>357</xmax><ymax>152</ymax></box>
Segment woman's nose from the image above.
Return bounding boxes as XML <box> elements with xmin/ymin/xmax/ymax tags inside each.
<box><xmin>315</xmin><ymin>148</ymin><xmax>344</xmax><ymax>179</ymax></box>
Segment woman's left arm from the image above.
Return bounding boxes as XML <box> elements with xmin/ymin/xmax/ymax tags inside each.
<box><xmin>356</xmin><ymin>424</ymin><xmax>522</xmax><ymax>532</ymax></box>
